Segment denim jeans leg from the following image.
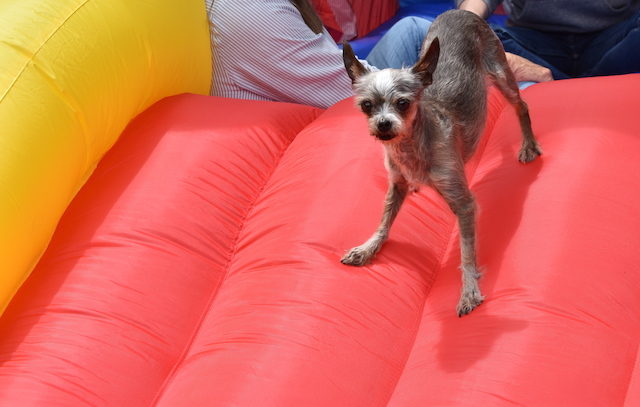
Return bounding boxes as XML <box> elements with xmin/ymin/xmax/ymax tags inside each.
<box><xmin>491</xmin><ymin>25</ymin><xmax>572</xmax><ymax>79</ymax></box>
<box><xmin>365</xmin><ymin>16</ymin><xmax>432</xmax><ymax>69</ymax></box>
<box><xmin>582</xmin><ymin>11</ymin><xmax>640</xmax><ymax>76</ymax></box>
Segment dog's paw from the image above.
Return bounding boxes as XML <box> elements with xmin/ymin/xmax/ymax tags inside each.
<box><xmin>518</xmin><ymin>141</ymin><xmax>543</xmax><ymax>164</ymax></box>
<box><xmin>340</xmin><ymin>247</ymin><xmax>372</xmax><ymax>267</ymax></box>
<box><xmin>456</xmin><ymin>289</ymin><xmax>484</xmax><ymax>317</ymax></box>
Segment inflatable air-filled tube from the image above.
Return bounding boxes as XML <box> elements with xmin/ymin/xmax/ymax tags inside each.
<box><xmin>0</xmin><ymin>0</ymin><xmax>212</xmax><ymax>315</ymax></box>
<box><xmin>1</xmin><ymin>76</ymin><xmax>640</xmax><ymax>406</ymax></box>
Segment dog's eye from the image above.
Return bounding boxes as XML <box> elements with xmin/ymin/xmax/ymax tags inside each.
<box><xmin>397</xmin><ymin>98</ymin><xmax>410</xmax><ymax>111</ymax></box>
<box><xmin>360</xmin><ymin>100</ymin><xmax>373</xmax><ymax>114</ymax></box>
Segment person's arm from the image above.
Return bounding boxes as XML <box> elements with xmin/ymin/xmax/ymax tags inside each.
<box><xmin>457</xmin><ymin>0</ymin><xmax>492</xmax><ymax>19</ymax></box>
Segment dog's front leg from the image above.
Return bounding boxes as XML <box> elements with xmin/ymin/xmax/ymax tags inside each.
<box><xmin>432</xmin><ymin>167</ymin><xmax>484</xmax><ymax>316</ymax></box>
<box><xmin>341</xmin><ymin>179</ymin><xmax>408</xmax><ymax>266</ymax></box>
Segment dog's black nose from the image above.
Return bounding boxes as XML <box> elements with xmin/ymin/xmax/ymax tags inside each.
<box><xmin>377</xmin><ymin>119</ymin><xmax>392</xmax><ymax>132</ymax></box>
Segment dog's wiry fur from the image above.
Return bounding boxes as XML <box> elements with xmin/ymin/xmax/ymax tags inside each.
<box><xmin>341</xmin><ymin>10</ymin><xmax>542</xmax><ymax>317</ymax></box>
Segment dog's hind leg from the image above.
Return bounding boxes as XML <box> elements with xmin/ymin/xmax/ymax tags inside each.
<box><xmin>341</xmin><ymin>179</ymin><xmax>408</xmax><ymax>266</ymax></box>
<box><xmin>432</xmin><ymin>162</ymin><xmax>484</xmax><ymax>317</ymax></box>
<box><xmin>483</xmin><ymin>41</ymin><xmax>542</xmax><ymax>163</ymax></box>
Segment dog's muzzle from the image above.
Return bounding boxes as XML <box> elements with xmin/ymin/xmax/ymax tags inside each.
<box><xmin>374</xmin><ymin>119</ymin><xmax>397</xmax><ymax>141</ymax></box>
<box><xmin>375</xmin><ymin>133</ymin><xmax>397</xmax><ymax>141</ymax></box>
<box><xmin>377</xmin><ymin>119</ymin><xmax>392</xmax><ymax>133</ymax></box>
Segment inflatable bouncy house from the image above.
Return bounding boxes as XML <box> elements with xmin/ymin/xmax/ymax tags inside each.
<box><xmin>1</xmin><ymin>0</ymin><xmax>639</xmax><ymax>405</ymax></box>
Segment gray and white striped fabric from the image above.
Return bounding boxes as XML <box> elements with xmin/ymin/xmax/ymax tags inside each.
<box><xmin>325</xmin><ymin>0</ymin><xmax>357</xmax><ymax>42</ymax></box>
<box><xmin>205</xmin><ymin>0</ymin><xmax>373</xmax><ymax>109</ymax></box>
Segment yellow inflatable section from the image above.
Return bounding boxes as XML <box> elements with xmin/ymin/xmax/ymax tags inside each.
<box><xmin>0</xmin><ymin>0</ymin><xmax>212</xmax><ymax>315</ymax></box>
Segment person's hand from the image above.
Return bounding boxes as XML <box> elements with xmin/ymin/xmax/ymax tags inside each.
<box><xmin>505</xmin><ymin>52</ymin><xmax>554</xmax><ymax>83</ymax></box>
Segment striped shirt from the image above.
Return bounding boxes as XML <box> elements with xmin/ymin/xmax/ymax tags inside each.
<box><xmin>324</xmin><ymin>0</ymin><xmax>357</xmax><ymax>42</ymax></box>
<box><xmin>205</xmin><ymin>0</ymin><xmax>374</xmax><ymax>109</ymax></box>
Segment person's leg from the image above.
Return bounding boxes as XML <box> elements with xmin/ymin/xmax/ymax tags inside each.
<box><xmin>580</xmin><ymin>11</ymin><xmax>640</xmax><ymax>77</ymax></box>
<box><xmin>491</xmin><ymin>25</ymin><xmax>572</xmax><ymax>79</ymax></box>
<box><xmin>365</xmin><ymin>16</ymin><xmax>432</xmax><ymax>69</ymax></box>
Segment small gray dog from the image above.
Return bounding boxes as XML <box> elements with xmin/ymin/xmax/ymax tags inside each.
<box><xmin>341</xmin><ymin>9</ymin><xmax>542</xmax><ymax>317</ymax></box>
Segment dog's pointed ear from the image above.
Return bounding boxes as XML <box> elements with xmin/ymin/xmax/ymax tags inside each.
<box><xmin>342</xmin><ymin>41</ymin><xmax>369</xmax><ymax>83</ymax></box>
<box><xmin>412</xmin><ymin>37</ymin><xmax>440</xmax><ymax>86</ymax></box>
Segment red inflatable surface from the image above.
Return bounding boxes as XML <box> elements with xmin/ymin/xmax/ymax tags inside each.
<box><xmin>1</xmin><ymin>75</ymin><xmax>639</xmax><ymax>406</ymax></box>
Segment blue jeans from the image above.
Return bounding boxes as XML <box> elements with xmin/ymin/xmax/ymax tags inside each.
<box><xmin>364</xmin><ymin>16</ymin><xmax>538</xmax><ymax>88</ymax></box>
<box><xmin>365</xmin><ymin>12</ymin><xmax>640</xmax><ymax>80</ymax></box>
<box><xmin>491</xmin><ymin>10</ymin><xmax>640</xmax><ymax>79</ymax></box>
<box><xmin>365</xmin><ymin>17</ymin><xmax>432</xmax><ymax>69</ymax></box>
